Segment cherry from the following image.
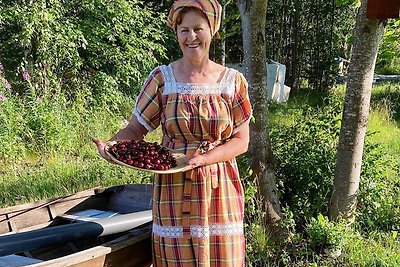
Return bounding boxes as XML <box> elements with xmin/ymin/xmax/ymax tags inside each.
<box><xmin>108</xmin><ymin>140</ymin><xmax>177</xmax><ymax>171</ymax></box>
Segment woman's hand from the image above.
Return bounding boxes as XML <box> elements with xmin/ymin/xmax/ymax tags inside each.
<box><xmin>91</xmin><ymin>137</ymin><xmax>114</xmax><ymax>163</ymax></box>
<box><xmin>188</xmin><ymin>154</ymin><xmax>208</xmax><ymax>168</ymax></box>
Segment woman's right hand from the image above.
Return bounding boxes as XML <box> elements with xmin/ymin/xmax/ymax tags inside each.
<box><xmin>91</xmin><ymin>137</ymin><xmax>114</xmax><ymax>163</ymax></box>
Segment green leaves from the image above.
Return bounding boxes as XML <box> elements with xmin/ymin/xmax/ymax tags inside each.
<box><xmin>335</xmin><ymin>0</ymin><xmax>360</xmax><ymax>8</ymax></box>
<box><xmin>0</xmin><ymin>0</ymin><xmax>168</xmax><ymax>97</ymax></box>
<box><xmin>270</xmin><ymin>95</ymin><xmax>343</xmax><ymax>221</ymax></box>
<box><xmin>376</xmin><ymin>19</ymin><xmax>400</xmax><ymax>74</ymax></box>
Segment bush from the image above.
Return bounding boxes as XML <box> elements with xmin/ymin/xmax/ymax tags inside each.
<box><xmin>268</xmin><ymin>91</ymin><xmax>399</xmax><ymax>233</ymax></box>
<box><xmin>0</xmin><ymin>0</ymin><xmax>168</xmax><ymax>98</ymax></box>
<box><xmin>306</xmin><ymin>214</ymin><xmax>347</xmax><ymax>254</ymax></box>
<box><xmin>270</xmin><ymin>95</ymin><xmax>342</xmax><ymax>223</ymax></box>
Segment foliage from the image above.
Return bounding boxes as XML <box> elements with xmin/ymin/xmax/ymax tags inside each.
<box><xmin>245</xmin><ymin>213</ymin><xmax>400</xmax><ymax>266</ymax></box>
<box><xmin>376</xmin><ymin>19</ymin><xmax>400</xmax><ymax>74</ymax></box>
<box><xmin>306</xmin><ymin>213</ymin><xmax>348</xmax><ymax>254</ymax></box>
<box><xmin>0</xmin><ymin>0</ymin><xmax>167</xmax><ymax>98</ymax></box>
<box><xmin>0</xmin><ymin>85</ymin><xmax>154</xmax><ymax>207</ymax></box>
<box><xmin>263</xmin><ymin>0</ymin><xmax>357</xmax><ymax>91</ymax></box>
<box><xmin>270</xmin><ymin>95</ymin><xmax>342</xmax><ymax>223</ymax></box>
<box><xmin>357</xmin><ymin>138</ymin><xmax>400</xmax><ymax>231</ymax></box>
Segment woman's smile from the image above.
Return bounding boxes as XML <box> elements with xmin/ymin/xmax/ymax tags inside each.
<box><xmin>186</xmin><ymin>43</ymin><xmax>200</xmax><ymax>48</ymax></box>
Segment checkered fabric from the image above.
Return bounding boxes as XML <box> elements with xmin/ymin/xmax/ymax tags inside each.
<box><xmin>134</xmin><ymin>64</ymin><xmax>252</xmax><ymax>267</ymax></box>
<box><xmin>167</xmin><ymin>0</ymin><xmax>222</xmax><ymax>37</ymax></box>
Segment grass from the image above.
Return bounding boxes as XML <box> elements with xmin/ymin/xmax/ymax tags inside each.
<box><xmin>270</xmin><ymin>83</ymin><xmax>400</xmax><ymax>158</ymax></box>
<box><xmin>368</xmin><ymin>83</ymin><xmax>400</xmax><ymax>158</ymax></box>
<box><xmin>340</xmin><ymin>231</ymin><xmax>400</xmax><ymax>267</ymax></box>
<box><xmin>0</xmin><ymin>93</ymin><xmax>160</xmax><ymax>208</ymax></box>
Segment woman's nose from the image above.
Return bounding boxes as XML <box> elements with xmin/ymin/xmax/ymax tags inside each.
<box><xmin>188</xmin><ymin>30</ymin><xmax>197</xmax><ymax>40</ymax></box>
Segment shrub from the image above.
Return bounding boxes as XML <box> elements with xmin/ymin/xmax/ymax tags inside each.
<box><xmin>0</xmin><ymin>0</ymin><xmax>168</xmax><ymax>98</ymax></box>
<box><xmin>270</xmin><ymin>95</ymin><xmax>342</xmax><ymax>223</ymax></box>
<box><xmin>306</xmin><ymin>214</ymin><xmax>347</xmax><ymax>254</ymax></box>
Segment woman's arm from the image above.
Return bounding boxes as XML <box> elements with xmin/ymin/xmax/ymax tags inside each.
<box><xmin>92</xmin><ymin>115</ymin><xmax>148</xmax><ymax>162</ymax></box>
<box><xmin>188</xmin><ymin>122</ymin><xmax>250</xmax><ymax>168</ymax></box>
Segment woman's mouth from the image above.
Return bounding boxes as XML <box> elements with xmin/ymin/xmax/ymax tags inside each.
<box><xmin>186</xmin><ymin>44</ymin><xmax>200</xmax><ymax>48</ymax></box>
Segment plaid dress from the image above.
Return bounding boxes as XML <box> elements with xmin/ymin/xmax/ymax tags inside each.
<box><xmin>134</xmin><ymin>64</ymin><xmax>252</xmax><ymax>267</ymax></box>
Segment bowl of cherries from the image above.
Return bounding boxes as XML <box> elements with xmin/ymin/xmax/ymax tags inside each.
<box><xmin>105</xmin><ymin>140</ymin><xmax>190</xmax><ymax>174</ymax></box>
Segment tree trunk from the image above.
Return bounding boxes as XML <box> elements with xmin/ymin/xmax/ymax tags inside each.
<box><xmin>329</xmin><ymin>0</ymin><xmax>386</xmax><ymax>221</ymax></box>
<box><xmin>220</xmin><ymin>1</ymin><xmax>226</xmax><ymax>66</ymax></box>
<box><xmin>214</xmin><ymin>0</ymin><xmax>226</xmax><ymax>65</ymax></box>
<box><xmin>237</xmin><ymin>0</ymin><xmax>282</xmax><ymax>225</ymax></box>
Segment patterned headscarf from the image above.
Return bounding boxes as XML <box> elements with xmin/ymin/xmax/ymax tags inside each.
<box><xmin>167</xmin><ymin>0</ymin><xmax>222</xmax><ymax>37</ymax></box>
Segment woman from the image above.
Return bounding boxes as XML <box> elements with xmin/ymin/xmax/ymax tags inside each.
<box><xmin>93</xmin><ymin>0</ymin><xmax>252</xmax><ymax>266</ymax></box>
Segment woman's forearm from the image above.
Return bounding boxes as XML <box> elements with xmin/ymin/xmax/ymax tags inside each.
<box><xmin>109</xmin><ymin>116</ymin><xmax>148</xmax><ymax>142</ymax></box>
<box><xmin>188</xmin><ymin>123</ymin><xmax>250</xmax><ymax>167</ymax></box>
<box><xmin>201</xmin><ymin>136</ymin><xmax>249</xmax><ymax>165</ymax></box>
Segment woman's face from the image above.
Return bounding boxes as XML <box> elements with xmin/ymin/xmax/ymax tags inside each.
<box><xmin>176</xmin><ymin>10</ymin><xmax>212</xmax><ymax>62</ymax></box>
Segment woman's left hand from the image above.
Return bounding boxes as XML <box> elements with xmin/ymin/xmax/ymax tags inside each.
<box><xmin>188</xmin><ymin>154</ymin><xmax>208</xmax><ymax>168</ymax></box>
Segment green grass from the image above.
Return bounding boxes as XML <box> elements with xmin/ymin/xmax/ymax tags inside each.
<box><xmin>0</xmin><ymin>92</ymin><xmax>160</xmax><ymax>208</ymax></box>
<box><xmin>368</xmin><ymin>83</ymin><xmax>400</xmax><ymax>159</ymax></box>
<box><xmin>340</xmin><ymin>231</ymin><xmax>400</xmax><ymax>267</ymax></box>
<box><xmin>270</xmin><ymin>83</ymin><xmax>400</xmax><ymax>158</ymax></box>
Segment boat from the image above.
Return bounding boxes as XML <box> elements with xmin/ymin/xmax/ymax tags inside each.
<box><xmin>0</xmin><ymin>184</ymin><xmax>153</xmax><ymax>267</ymax></box>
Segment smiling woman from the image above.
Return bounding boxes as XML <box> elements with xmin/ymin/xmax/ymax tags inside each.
<box><xmin>93</xmin><ymin>1</ymin><xmax>252</xmax><ymax>266</ymax></box>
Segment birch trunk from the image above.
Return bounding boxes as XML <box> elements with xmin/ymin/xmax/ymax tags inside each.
<box><xmin>237</xmin><ymin>0</ymin><xmax>282</xmax><ymax>224</ymax></box>
<box><xmin>329</xmin><ymin>0</ymin><xmax>386</xmax><ymax>221</ymax></box>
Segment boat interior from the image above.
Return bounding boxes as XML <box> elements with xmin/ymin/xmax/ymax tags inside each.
<box><xmin>0</xmin><ymin>184</ymin><xmax>153</xmax><ymax>267</ymax></box>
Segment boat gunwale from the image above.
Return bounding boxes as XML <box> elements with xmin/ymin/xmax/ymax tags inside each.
<box><xmin>26</xmin><ymin>228</ymin><xmax>152</xmax><ymax>267</ymax></box>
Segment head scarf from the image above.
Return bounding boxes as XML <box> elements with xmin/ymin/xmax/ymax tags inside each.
<box><xmin>167</xmin><ymin>0</ymin><xmax>222</xmax><ymax>38</ymax></box>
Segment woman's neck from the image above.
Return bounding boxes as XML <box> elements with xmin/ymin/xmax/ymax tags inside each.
<box><xmin>172</xmin><ymin>57</ymin><xmax>224</xmax><ymax>83</ymax></box>
<box><xmin>179</xmin><ymin>57</ymin><xmax>212</xmax><ymax>75</ymax></box>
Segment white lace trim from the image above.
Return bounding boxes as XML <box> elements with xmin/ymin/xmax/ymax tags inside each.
<box><xmin>159</xmin><ymin>65</ymin><xmax>237</xmax><ymax>96</ymax></box>
<box><xmin>152</xmin><ymin>221</ymin><xmax>244</xmax><ymax>239</ymax></box>
<box><xmin>133</xmin><ymin>108</ymin><xmax>154</xmax><ymax>131</ymax></box>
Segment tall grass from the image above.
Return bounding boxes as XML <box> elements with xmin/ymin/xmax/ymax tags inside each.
<box><xmin>368</xmin><ymin>83</ymin><xmax>400</xmax><ymax>158</ymax></box>
<box><xmin>0</xmin><ymin>89</ymin><xmax>158</xmax><ymax>207</ymax></box>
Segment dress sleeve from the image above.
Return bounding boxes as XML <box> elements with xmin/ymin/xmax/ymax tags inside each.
<box><xmin>133</xmin><ymin>67</ymin><xmax>164</xmax><ymax>131</ymax></box>
<box><xmin>232</xmin><ymin>71</ymin><xmax>252</xmax><ymax>129</ymax></box>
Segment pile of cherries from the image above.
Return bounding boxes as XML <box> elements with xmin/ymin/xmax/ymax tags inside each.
<box><xmin>108</xmin><ymin>140</ymin><xmax>177</xmax><ymax>171</ymax></box>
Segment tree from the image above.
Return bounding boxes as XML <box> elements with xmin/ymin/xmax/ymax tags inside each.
<box><xmin>236</xmin><ymin>0</ymin><xmax>283</xmax><ymax>225</ymax></box>
<box><xmin>329</xmin><ymin>0</ymin><xmax>386</xmax><ymax>221</ymax></box>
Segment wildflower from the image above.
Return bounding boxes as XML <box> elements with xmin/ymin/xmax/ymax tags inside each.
<box><xmin>5</xmin><ymin>82</ymin><xmax>11</xmax><ymax>89</ymax></box>
<box><xmin>148</xmin><ymin>49</ymin><xmax>153</xmax><ymax>56</ymax></box>
<box><xmin>120</xmin><ymin>119</ymin><xmax>129</xmax><ymax>128</ymax></box>
<box><xmin>36</xmin><ymin>97</ymin><xmax>43</xmax><ymax>104</ymax></box>
<box><xmin>0</xmin><ymin>94</ymin><xmax>6</xmax><ymax>101</ymax></box>
<box><xmin>0</xmin><ymin>63</ymin><xmax>3</xmax><ymax>71</ymax></box>
<box><xmin>22</xmin><ymin>70</ymin><xmax>31</xmax><ymax>81</ymax></box>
